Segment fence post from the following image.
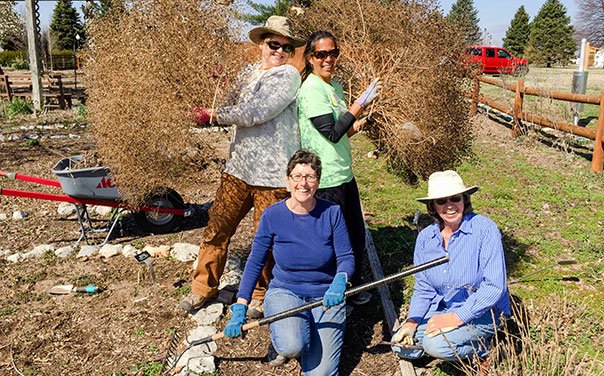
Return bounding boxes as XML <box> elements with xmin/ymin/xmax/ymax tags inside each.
<box><xmin>590</xmin><ymin>89</ymin><xmax>604</xmax><ymax>172</ymax></box>
<box><xmin>470</xmin><ymin>70</ymin><xmax>480</xmax><ymax>116</ymax></box>
<box><xmin>512</xmin><ymin>80</ymin><xmax>525</xmax><ymax>138</ymax></box>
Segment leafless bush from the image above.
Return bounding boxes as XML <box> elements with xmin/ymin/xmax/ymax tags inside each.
<box><xmin>84</xmin><ymin>0</ymin><xmax>249</xmax><ymax>203</ymax></box>
<box><xmin>290</xmin><ymin>0</ymin><xmax>472</xmax><ymax>181</ymax></box>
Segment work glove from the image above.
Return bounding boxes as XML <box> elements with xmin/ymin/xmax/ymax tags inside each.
<box><xmin>392</xmin><ymin>325</ymin><xmax>416</xmax><ymax>346</ymax></box>
<box><xmin>424</xmin><ymin>312</ymin><xmax>463</xmax><ymax>338</ymax></box>
<box><xmin>323</xmin><ymin>273</ymin><xmax>348</xmax><ymax>308</ymax></box>
<box><xmin>355</xmin><ymin>79</ymin><xmax>382</xmax><ymax>108</ymax></box>
<box><xmin>224</xmin><ymin>303</ymin><xmax>247</xmax><ymax>338</ymax></box>
<box><xmin>190</xmin><ymin>106</ymin><xmax>211</xmax><ymax>125</ymax></box>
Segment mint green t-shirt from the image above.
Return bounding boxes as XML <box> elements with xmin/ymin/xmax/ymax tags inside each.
<box><xmin>298</xmin><ymin>73</ymin><xmax>354</xmax><ymax>189</ymax></box>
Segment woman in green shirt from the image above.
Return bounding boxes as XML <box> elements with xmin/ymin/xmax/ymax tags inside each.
<box><xmin>298</xmin><ymin>30</ymin><xmax>381</xmax><ymax>306</ymax></box>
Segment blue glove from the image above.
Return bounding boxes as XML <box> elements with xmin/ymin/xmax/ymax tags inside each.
<box><xmin>224</xmin><ymin>303</ymin><xmax>247</xmax><ymax>338</ymax></box>
<box><xmin>355</xmin><ymin>79</ymin><xmax>382</xmax><ymax>108</ymax></box>
<box><xmin>323</xmin><ymin>273</ymin><xmax>348</xmax><ymax>308</ymax></box>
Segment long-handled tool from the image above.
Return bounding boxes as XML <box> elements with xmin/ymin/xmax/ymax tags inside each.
<box><xmin>163</xmin><ymin>255</ymin><xmax>449</xmax><ymax>371</ymax></box>
<box><xmin>509</xmin><ymin>259</ymin><xmax>577</xmax><ymax>284</ymax></box>
<box><xmin>49</xmin><ymin>285</ymin><xmax>102</xmax><ymax>295</ymax></box>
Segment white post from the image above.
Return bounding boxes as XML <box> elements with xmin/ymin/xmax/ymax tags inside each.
<box><xmin>578</xmin><ymin>38</ymin><xmax>587</xmax><ymax>73</ymax></box>
<box><xmin>24</xmin><ymin>0</ymin><xmax>43</xmax><ymax>113</ymax></box>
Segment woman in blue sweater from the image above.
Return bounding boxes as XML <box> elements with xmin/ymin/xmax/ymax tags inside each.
<box><xmin>223</xmin><ymin>149</ymin><xmax>354</xmax><ymax>376</ymax></box>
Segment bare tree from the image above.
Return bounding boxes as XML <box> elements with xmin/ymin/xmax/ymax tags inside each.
<box><xmin>575</xmin><ymin>0</ymin><xmax>604</xmax><ymax>46</ymax></box>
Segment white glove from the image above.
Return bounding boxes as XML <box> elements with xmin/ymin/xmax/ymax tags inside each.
<box><xmin>392</xmin><ymin>325</ymin><xmax>416</xmax><ymax>345</ymax></box>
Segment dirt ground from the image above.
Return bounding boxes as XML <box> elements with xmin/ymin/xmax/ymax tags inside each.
<box><xmin>0</xmin><ymin>112</ymin><xmax>401</xmax><ymax>376</ymax></box>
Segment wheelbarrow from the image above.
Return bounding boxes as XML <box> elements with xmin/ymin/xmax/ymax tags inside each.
<box><xmin>1</xmin><ymin>155</ymin><xmax>192</xmax><ymax>247</ymax></box>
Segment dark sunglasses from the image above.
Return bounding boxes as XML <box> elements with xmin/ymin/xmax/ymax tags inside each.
<box><xmin>266</xmin><ymin>40</ymin><xmax>295</xmax><ymax>54</ymax></box>
<box><xmin>313</xmin><ymin>48</ymin><xmax>340</xmax><ymax>60</ymax></box>
<box><xmin>434</xmin><ymin>195</ymin><xmax>463</xmax><ymax>205</ymax></box>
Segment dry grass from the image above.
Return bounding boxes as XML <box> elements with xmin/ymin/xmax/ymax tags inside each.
<box><xmin>289</xmin><ymin>0</ymin><xmax>473</xmax><ymax>181</ymax></box>
<box><xmin>84</xmin><ymin>0</ymin><xmax>249</xmax><ymax>203</ymax></box>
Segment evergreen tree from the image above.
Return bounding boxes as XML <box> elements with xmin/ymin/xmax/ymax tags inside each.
<box><xmin>503</xmin><ymin>6</ymin><xmax>530</xmax><ymax>57</ymax></box>
<box><xmin>82</xmin><ymin>0</ymin><xmax>115</xmax><ymax>23</ymax></box>
<box><xmin>245</xmin><ymin>0</ymin><xmax>311</xmax><ymax>25</ymax></box>
<box><xmin>49</xmin><ymin>0</ymin><xmax>85</xmax><ymax>51</ymax></box>
<box><xmin>525</xmin><ymin>0</ymin><xmax>576</xmax><ymax>66</ymax></box>
<box><xmin>446</xmin><ymin>0</ymin><xmax>482</xmax><ymax>45</ymax></box>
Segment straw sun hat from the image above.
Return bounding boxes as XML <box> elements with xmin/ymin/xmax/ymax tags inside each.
<box><xmin>248</xmin><ymin>16</ymin><xmax>305</xmax><ymax>47</ymax></box>
<box><xmin>416</xmin><ymin>170</ymin><xmax>479</xmax><ymax>204</ymax></box>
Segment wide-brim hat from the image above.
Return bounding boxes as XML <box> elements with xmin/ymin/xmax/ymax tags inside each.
<box><xmin>416</xmin><ymin>170</ymin><xmax>479</xmax><ymax>203</ymax></box>
<box><xmin>248</xmin><ymin>16</ymin><xmax>305</xmax><ymax>48</ymax></box>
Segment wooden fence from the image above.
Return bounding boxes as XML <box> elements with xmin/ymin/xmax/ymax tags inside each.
<box><xmin>467</xmin><ymin>74</ymin><xmax>604</xmax><ymax>172</ymax></box>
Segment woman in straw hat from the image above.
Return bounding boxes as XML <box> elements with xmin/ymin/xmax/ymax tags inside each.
<box><xmin>181</xmin><ymin>16</ymin><xmax>305</xmax><ymax>318</ymax></box>
<box><xmin>391</xmin><ymin>170</ymin><xmax>510</xmax><ymax>364</ymax></box>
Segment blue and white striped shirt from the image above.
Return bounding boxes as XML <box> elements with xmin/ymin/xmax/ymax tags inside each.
<box><xmin>408</xmin><ymin>213</ymin><xmax>510</xmax><ymax>324</ymax></box>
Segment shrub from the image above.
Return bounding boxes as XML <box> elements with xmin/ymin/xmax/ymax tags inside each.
<box><xmin>0</xmin><ymin>50</ymin><xmax>27</xmax><ymax>67</ymax></box>
<box><xmin>290</xmin><ymin>0</ymin><xmax>472</xmax><ymax>181</ymax></box>
<box><xmin>85</xmin><ymin>0</ymin><xmax>249</xmax><ymax>203</ymax></box>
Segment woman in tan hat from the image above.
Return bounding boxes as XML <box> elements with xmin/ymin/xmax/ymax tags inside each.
<box><xmin>181</xmin><ymin>16</ymin><xmax>305</xmax><ymax>318</ymax></box>
<box><xmin>391</xmin><ymin>170</ymin><xmax>510</xmax><ymax>365</ymax></box>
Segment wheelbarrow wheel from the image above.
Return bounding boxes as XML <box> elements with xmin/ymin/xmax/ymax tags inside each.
<box><xmin>134</xmin><ymin>188</ymin><xmax>185</xmax><ymax>234</ymax></box>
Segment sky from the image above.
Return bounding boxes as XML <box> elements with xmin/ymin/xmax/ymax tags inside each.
<box><xmin>22</xmin><ymin>0</ymin><xmax>579</xmax><ymax>47</ymax></box>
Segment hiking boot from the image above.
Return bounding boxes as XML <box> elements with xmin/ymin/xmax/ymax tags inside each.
<box><xmin>265</xmin><ymin>343</ymin><xmax>288</xmax><ymax>367</ymax></box>
<box><xmin>349</xmin><ymin>291</ymin><xmax>372</xmax><ymax>306</ymax></box>
<box><xmin>247</xmin><ymin>299</ymin><xmax>264</xmax><ymax>318</ymax></box>
<box><xmin>179</xmin><ymin>292</ymin><xmax>207</xmax><ymax>312</ymax></box>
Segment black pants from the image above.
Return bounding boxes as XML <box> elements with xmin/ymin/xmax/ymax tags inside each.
<box><xmin>316</xmin><ymin>177</ymin><xmax>366</xmax><ymax>287</ymax></box>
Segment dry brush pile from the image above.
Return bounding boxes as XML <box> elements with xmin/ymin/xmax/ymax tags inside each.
<box><xmin>84</xmin><ymin>0</ymin><xmax>249</xmax><ymax>203</ymax></box>
<box><xmin>290</xmin><ymin>0</ymin><xmax>472</xmax><ymax>181</ymax></box>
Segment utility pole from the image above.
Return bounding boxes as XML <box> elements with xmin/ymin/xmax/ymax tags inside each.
<box><xmin>24</xmin><ymin>0</ymin><xmax>43</xmax><ymax>113</ymax></box>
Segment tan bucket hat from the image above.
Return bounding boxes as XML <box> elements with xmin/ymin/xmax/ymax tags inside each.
<box><xmin>248</xmin><ymin>16</ymin><xmax>305</xmax><ymax>47</ymax></box>
<box><xmin>416</xmin><ymin>170</ymin><xmax>479</xmax><ymax>203</ymax></box>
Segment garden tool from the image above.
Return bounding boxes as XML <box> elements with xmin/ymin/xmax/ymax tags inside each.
<box><xmin>509</xmin><ymin>259</ymin><xmax>577</xmax><ymax>284</ymax></box>
<box><xmin>378</xmin><ymin>341</ymin><xmax>423</xmax><ymax>351</ymax></box>
<box><xmin>162</xmin><ymin>255</ymin><xmax>449</xmax><ymax>372</ymax></box>
<box><xmin>135</xmin><ymin>251</ymin><xmax>156</xmax><ymax>286</ymax></box>
<box><xmin>49</xmin><ymin>285</ymin><xmax>101</xmax><ymax>295</ymax></box>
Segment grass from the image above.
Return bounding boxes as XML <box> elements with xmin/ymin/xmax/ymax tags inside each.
<box><xmin>351</xmin><ymin>110</ymin><xmax>604</xmax><ymax>374</ymax></box>
<box><xmin>1</xmin><ymin>97</ymin><xmax>34</xmax><ymax>119</ymax></box>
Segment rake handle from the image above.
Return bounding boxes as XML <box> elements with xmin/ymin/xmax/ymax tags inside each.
<box><xmin>189</xmin><ymin>255</ymin><xmax>449</xmax><ymax>347</ymax></box>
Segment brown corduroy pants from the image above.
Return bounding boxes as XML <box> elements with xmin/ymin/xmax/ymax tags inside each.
<box><xmin>192</xmin><ymin>173</ymin><xmax>288</xmax><ymax>300</ymax></box>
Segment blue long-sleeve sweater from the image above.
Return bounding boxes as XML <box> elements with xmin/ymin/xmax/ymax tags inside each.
<box><xmin>237</xmin><ymin>198</ymin><xmax>355</xmax><ymax>301</ymax></box>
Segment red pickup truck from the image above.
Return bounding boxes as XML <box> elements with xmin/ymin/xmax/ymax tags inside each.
<box><xmin>464</xmin><ymin>46</ymin><xmax>528</xmax><ymax>76</ymax></box>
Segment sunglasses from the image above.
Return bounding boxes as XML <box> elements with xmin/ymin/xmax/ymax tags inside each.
<box><xmin>313</xmin><ymin>48</ymin><xmax>340</xmax><ymax>60</ymax></box>
<box><xmin>266</xmin><ymin>40</ymin><xmax>295</xmax><ymax>54</ymax></box>
<box><xmin>434</xmin><ymin>195</ymin><xmax>463</xmax><ymax>205</ymax></box>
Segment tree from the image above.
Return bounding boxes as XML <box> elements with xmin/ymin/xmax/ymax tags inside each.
<box><xmin>49</xmin><ymin>0</ymin><xmax>85</xmax><ymax>51</ymax></box>
<box><xmin>446</xmin><ymin>0</ymin><xmax>482</xmax><ymax>45</ymax></box>
<box><xmin>503</xmin><ymin>6</ymin><xmax>530</xmax><ymax>57</ymax></box>
<box><xmin>81</xmin><ymin>0</ymin><xmax>115</xmax><ymax>23</ymax></box>
<box><xmin>0</xmin><ymin>1</ymin><xmax>25</xmax><ymax>51</ymax></box>
<box><xmin>245</xmin><ymin>0</ymin><xmax>311</xmax><ymax>25</ymax></box>
<box><xmin>525</xmin><ymin>0</ymin><xmax>576</xmax><ymax>66</ymax></box>
<box><xmin>575</xmin><ymin>0</ymin><xmax>604</xmax><ymax>46</ymax></box>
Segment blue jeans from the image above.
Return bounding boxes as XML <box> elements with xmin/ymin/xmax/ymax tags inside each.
<box><xmin>264</xmin><ymin>287</ymin><xmax>346</xmax><ymax>376</ymax></box>
<box><xmin>391</xmin><ymin>308</ymin><xmax>502</xmax><ymax>361</ymax></box>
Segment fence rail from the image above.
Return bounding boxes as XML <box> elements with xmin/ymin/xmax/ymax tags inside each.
<box><xmin>468</xmin><ymin>74</ymin><xmax>604</xmax><ymax>172</ymax></box>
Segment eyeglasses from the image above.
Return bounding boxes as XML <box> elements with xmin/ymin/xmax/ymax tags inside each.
<box><xmin>434</xmin><ymin>195</ymin><xmax>463</xmax><ymax>205</ymax></box>
<box><xmin>289</xmin><ymin>173</ymin><xmax>318</xmax><ymax>183</ymax></box>
<box><xmin>312</xmin><ymin>48</ymin><xmax>340</xmax><ymax>60</ymax></box>
<box><xmin>266</xmin><ymin>40</ymin><xmax>295</xmax><ymax>54</ymax></box>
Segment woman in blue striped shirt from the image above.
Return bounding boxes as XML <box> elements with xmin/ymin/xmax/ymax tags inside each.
<box><xmin>391</xmin><ymin>170</ymin><xmax>510</xmax><ymax>363</ymax></box>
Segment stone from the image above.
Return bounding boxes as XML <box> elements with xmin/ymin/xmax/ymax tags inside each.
<box><xmin>77</xmin><ymin>245</ymin><xmax>99</xmax><ymax>258</ymax></box>
<box><xmin>173</xmin><ymin>326</ymin><xmax>217</xmax><ymax>376</ymax></box>
<box><xmin>68</xmin><ymin>134</ymin><xmax>81</xmax><ymax>139</ymax></box>
<box><xmin>0</xmin><ymin>213</ymin><xmax>7</xmax><ymax>220</ymax></box>
<box><xmin>172</xmin><ymin>243</ymin><xmax>198</xmax><ymax>262</ymax></box>
<box><xmin>57</xmin><ymin>202</ymin><xmax>76</xmax><ymax>216</ymax></box>
<box><xmin>224</xmin><ymin>255</ymin><xmax>242</xmax><ymax>274</ymax></box>
<box><xmin>191</xmin><ymin>302</ymin><xmax>224</xmax><ymax>325</ymax></box>
<box><xmin>94</xmin><ymin>205</ymin><xmax>114</xmax><ymax>216</ymax></box>
<box><xmin>0</xmin><ymin>134</ymin><xmax>5</xmax><ymax>142</ymax></box>
<box><xmin>12</xmin><ymin>211</ymin><xmax>28</xmax><ymax>220</ymax></box>
<box><xmin>143</xmin><ymin>245</ymin><xmax>170</xmax><ymax>258</ymax></box>
<box><xmin>0</xmin><ymin>250</ymin><xmax>12</xmax><ymax>257</ymax></box>
<box><xmin>23</xmin><ymin>244</ymin><xmax>55</xmax><ymax>259</ymax></box>
<box><xmin>122</xmin><ymin>245</ymin><xmax>138</xmax><ymax>258</ymax></box>
<box><xmin>7</xmin><ymin>253</ymin><xmax>23</xmax><ymax>263</ymax></box>
<box><xmin>8</xmin><ymin>134</ymin><xmax>19</xmax><ymax>141</ymax></box>
<box><xmin>218</xmin><ymin>271</ymin><xmax>241</xmax><ymax>292</ymax></box>
<box><xmin>99</xmin><ymin>244</ymin><xmax>122</xmax><ymax>258</ymax></box>
<box><xmin>55</xmin><ymin>246</ymin><xmax>75</xmax><ymax>258</ymax></box>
